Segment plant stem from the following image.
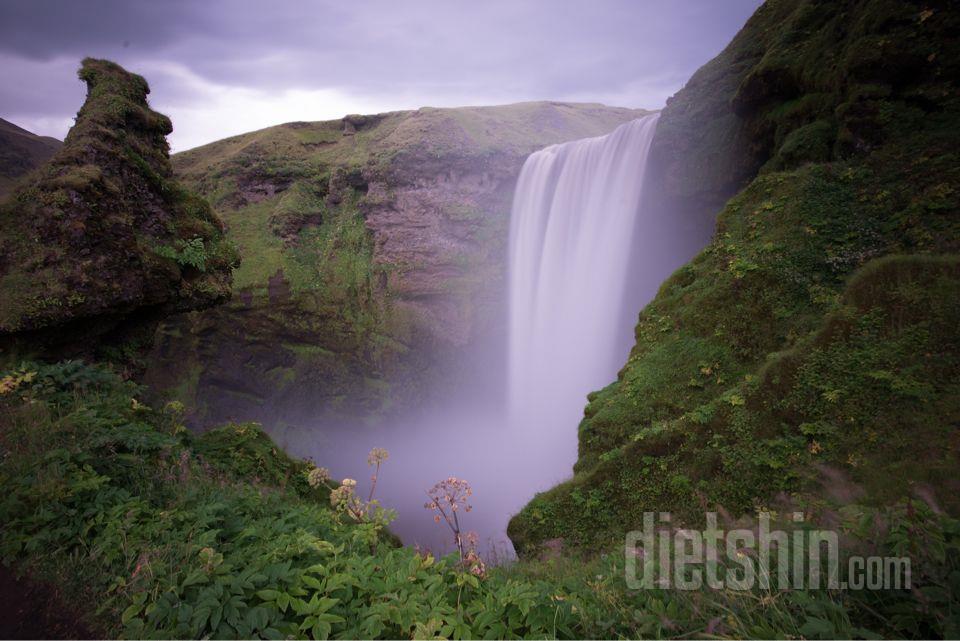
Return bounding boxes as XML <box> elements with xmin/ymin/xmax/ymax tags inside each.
<box><xmin>368</xmin><ymin>461</ymin><xmax>380</xmax><ymax>503</ymax></box>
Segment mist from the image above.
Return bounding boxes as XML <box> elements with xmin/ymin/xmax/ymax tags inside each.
<box><xmin>260</xmin><ymin>113</ymin><xmax>710</xmax><ymax>558</ymax></box>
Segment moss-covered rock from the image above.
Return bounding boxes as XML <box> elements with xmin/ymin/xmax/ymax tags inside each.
<box><xmin>510</xmin><ymin>0</ymin><xmax>960</xmax><ymax>556</ymax></box>
<box><xmin>0</xmin><ymin>59</ymin><xmax>237</xmax><ymax>366</ymax></box>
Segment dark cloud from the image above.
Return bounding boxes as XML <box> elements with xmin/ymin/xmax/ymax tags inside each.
<box><xmin>0</xmin><ymin>0</ymin><xmax>762</xmax><ymax>150</ymax></box>
<box><xmin>0</xmin><ymin>0</ymin><xmax>206</xmax><ymax>59</ymax></box>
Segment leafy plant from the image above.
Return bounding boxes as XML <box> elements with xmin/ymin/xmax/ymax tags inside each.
<box><xmin>155</xmin><ymin>236</ymin><xmax>208</xmax><ymax>271</ymax></box>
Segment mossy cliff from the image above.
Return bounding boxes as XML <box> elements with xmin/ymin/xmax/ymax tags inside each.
<box><xmin>509</xmin><ymin>0</ymin><xmax>960</xmax><ymax>555</ymax></box>
<box><xmin>0</xmin><ymin>59</ymin><xmax>236</xmax><ymax>365</ymax></box>
<box><xmin>146</xmin><ymin>103</ymin><xmax>647</xmax><ymax>427</ymax></box>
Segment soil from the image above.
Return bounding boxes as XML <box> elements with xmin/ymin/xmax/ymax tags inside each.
<box><xmin>0</xmin><ymin>565</ymin><xmax>95</xmax><ymax>639</ymax></box>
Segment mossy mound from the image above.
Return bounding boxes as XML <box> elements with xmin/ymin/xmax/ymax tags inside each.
<box><xmin>510</xmin><ymin>0</ymin><xmax>960</xmax><ymax>555</ymax></box>
<box><xmin>0</xmin><ymin>59</ymin><xmax>237</xmax><ymax>364</ymax></box>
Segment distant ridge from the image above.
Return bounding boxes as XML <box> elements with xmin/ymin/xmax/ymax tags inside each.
<box><xmin>0</xmin><ymin>117</ymin><xmax>62</xmax><ymax>198</ymax></box>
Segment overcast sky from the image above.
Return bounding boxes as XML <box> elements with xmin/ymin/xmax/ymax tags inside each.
<box><xmin>0</xmin><ymin>0</ymin><xmax>762</xmax><ymax>152</ymax></box>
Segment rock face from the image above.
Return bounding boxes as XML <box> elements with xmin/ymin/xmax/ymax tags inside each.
<box><xmin>509</xmin><ymin>0</ymin><xmax>960</xmax><ymax>555</ymax></box>
<box><xmin>146</xmin><ymin>102</ymin><xmax>648</xmax><ymax>427</ymax></box>
<box><xmin>0</xmin><ymin>59</ymin><xmax>235</xmax><ymax>364</ymax></box>
<box><xmin>0</xmin><ymin>118</ymin><xmax>62</xmax><ymax>199</ymax></box>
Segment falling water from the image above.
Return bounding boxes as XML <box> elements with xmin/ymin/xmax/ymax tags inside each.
<box><xmin>279</xmin><ymin>114</ymin><xmax>670</xmax><ymax>557</ymax></box>
<box><xmin>508</xmin><ymin>114</ymin><xmax>660</xmax><ymax>455</ymax></box>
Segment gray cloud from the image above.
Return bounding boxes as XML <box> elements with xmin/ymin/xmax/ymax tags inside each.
<box><xmin>0</xmin><ymin>0</ymin><xmax>762</xmax><ymax>150</ymax></box>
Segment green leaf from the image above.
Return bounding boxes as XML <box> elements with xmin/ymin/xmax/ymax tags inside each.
<box><xmin>245</xmin><ymin>606</ymin><xmax>270</xmax><ymax>632</ymax></box>
<box><xmin>317</xmin><ymin>613</ymin><xmax>345</xmax><ymax>625</ymax></box>
<box><xmin>312</xmin><ymin>620</ymin><xmax>332</xmax><ymax>640</ymax></box>
<box><xmin>121</xmin><ymin>603</ymin><xmax>142</xmax><ymax>625</ymax></box>
<box><xmin>302</xmin><ymin>575</ymin><xmax>324</xmax><ymax>590</ymax></box>
<box><xmin>799</xmin><ymin>616</ymin><xmax>836</xmax><ymax>639</ymax></box>
<box><xmin>181</xmin><ymin>570</ymin><xmax>208</xmax><ymax>589</ymax></box>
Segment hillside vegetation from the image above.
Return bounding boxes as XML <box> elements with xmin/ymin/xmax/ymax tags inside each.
<box><xmin>3</xmin><ymin>359</ymin><xmax>958</xmax><ymax>639</ymax></box>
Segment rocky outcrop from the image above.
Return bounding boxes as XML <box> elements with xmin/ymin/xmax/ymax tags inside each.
<box><xmin>147</xmin><ymin>102</ymin><xmax>647</xmax><ymax>427</ymax></box>
<box><xmin>0</xmin><ymin>59</ymin><xmax>236</xmax><ymax>364</ymax></box>
<box><xmin>646</xmin><ymin>0</ymin><xmax>960</xmax><ymax>231</ymax></box>
<box><xmin>0</xmin><ymin>118</ymin><xmax>62</xmax><ymax>199</ymax></box>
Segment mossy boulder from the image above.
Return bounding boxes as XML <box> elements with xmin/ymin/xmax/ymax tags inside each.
<box><xmin>0</xmin><ymin>59</ymin><xmax>236</xmax><ymax>365</ymax></box>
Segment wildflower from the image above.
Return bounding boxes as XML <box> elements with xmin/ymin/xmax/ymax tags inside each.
<box><xmin>330</xmin><ymin>479</ymin><xmax>356</xmax><ymax>507</ymax></box>
<box><xmin>365</xmin><ymin>449</ymin><xmax>388</xmax><ymax>502</ymax></box>
<box><xmin>367</xmin><ymin>447</ymin><xmax>389</xmax><ymax>466</ymax></box>
<box><xmin>425</xmin><ymin>478</ymin><xmax>482</xmax><ymax>570</ymax></box>
<box><xmin>307</xmin><ymin>466</ymin><xmax>331</xmax><ymax>488</ymax></box>
<box><xmin>163</xmin><ymin>400</ymin><xmax>185</xmax><ymax>415</ymax></box>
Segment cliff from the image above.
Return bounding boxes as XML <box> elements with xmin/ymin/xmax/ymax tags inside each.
<box><xmin>0</xmin><ymin>59</ymin><xmax>236</xmax><ymax>365</ymax></box>
<box><xmin>509</xmin><ymin>0</ymin><xmax>960</xmax><ymax>554</ymax></box>
<box><xmin>146</xmin><ymin>102</ymin><xmax>648</xmax><ymax>427</ymax></box>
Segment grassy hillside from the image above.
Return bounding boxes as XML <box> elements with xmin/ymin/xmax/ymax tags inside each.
<box><xmin>509</xmin><ymin>0</ymin><xmax>960</xmax><ymax>555</ymax></box>
<box><xmin>0</xmin><ymin>118</ymin><xmax>61</xmax><ymax>199</ymax></box>
<box><xmin>172</xmin><ymin>101</ymin><xmax>643</xmax><ymax>295</ymax></box>
<box><xmin>147</xmin><ymin>102</ymin><xmax>646</xmax><ymax>427</ymax></box>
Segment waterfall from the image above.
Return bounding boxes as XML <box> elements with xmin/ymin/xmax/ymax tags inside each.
<box><xmin>507</xmin><ymin>113</ymin><xmax>660</xmax><ymax>455</ymax></box>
